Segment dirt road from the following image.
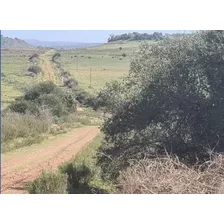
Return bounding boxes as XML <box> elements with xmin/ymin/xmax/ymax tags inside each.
<box><xmin>40</xmin><ymin>50</ymin><xmax>56</xmax><ymax>82</ymax></box>
<box><xmin>1</xmin><ymin>126</ymin><xmax>100</xmax><ymax>194</ymax></box>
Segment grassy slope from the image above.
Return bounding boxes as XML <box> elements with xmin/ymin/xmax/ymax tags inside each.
<box><xmin>1</xmin><ymin>49</ymin><xmax>45</xmax><ymax>109</ymax></box>
<box><xmin>58</xmin><ymin>40</ymin><xmax>156</xmax><ymax>94</ymax></box>
<box><xmin>1</xmin><ymin>40</ymin><xmax>157</xmax><ymax>108</ymax></box>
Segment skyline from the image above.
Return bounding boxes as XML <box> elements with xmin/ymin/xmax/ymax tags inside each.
<box><xmin>1</xmin><ymin>30</ymin><xmax>191</xmax><ymax>43</ymax></box>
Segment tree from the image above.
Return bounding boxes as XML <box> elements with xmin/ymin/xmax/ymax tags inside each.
<box><xmin>52</xmin><ymin>53</ymin><xmax>61</xmax><ymax>63</ymax></box>
<box><xmin>29</xmin><ymin>53</ymin><xmax>39</xmax><ymax>65</ymax></box>
<box><xmin>98</xmin><ymin>31</ymin><xmax>224</xmax><ymax>177</ymax></box>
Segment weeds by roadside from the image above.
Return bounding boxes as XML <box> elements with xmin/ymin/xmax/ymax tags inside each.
<box><xmin>28</xmin><ymin>134</ymin><xmax>115</xmax><ymax>194</ymax></box>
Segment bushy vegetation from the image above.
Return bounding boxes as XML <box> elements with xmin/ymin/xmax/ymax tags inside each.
<box><xmin>97</xmin><ymin>31</ymin><xmax>224</xmax><ymax>179</ymax></box>
<box><xmin>28</xmin><ymin>65</ymin><xmax>42</xmax><ymax>74</ymax></box>
<box><xmin>28</xmin><ymin>53</ymin><xmax>39</xmax><ymax>65</ymax></box>
<box><xmin>52</xmin><ymin>52</ymin><xmax>61</xmax><ymax>63</ymax></box>
<box><xmin>29</xmin><ymin>135</ymin><xmax>114</xmax><ymax>194</ymax></box>
<box><xmin>108</xmin><ymin>32</ymin><xmax>165</xmax><ymax>42</ymax></box>
<box><xmin>2</xmin><ymin>108</ymin><xmax>53</xmax><ymax>152</ymax></box>
<box><xmin>28</xmin><ymin>171</ymin><xmax>68</xmax><ymax>194</ymax></box>
<box><xmin>9</xmin><ymin>81</ymin><xmax>77</xmax><ymax>117</ymax></box>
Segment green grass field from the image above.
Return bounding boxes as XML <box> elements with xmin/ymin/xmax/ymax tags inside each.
<box><xmin>1</xmin><ymin>40</ymin><xmax>157</xmax><ymax>108</ymax></box>
<box><xmin>1</xmin><ymin>49</ymin><xmax>45</xmax><ymax>109</ymax></box>
<box><xmin>58</xmin><ymin>40</ymin><xmax>156</xmax><ymax>94</ymax></box>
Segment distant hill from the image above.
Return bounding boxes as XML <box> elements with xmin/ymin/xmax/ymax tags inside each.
<box><xmin>1</xmin><ymin>35</ymin><xmax>35</xmax><ymax>49</ymax></box>
<box><xmin>25</xmin><ymin>39</ymin><xmax>102</xmax><ymax>49</ymax></box>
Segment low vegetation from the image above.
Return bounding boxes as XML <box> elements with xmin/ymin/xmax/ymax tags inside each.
<box><xmin>28</xmin><ymin>134</ymin><xmax>115</xmax><ymax>194</ymax></box>
<box><xmin>28</xmin><ymin>171</ymin><xmax>68</xmax><ymax>194</ymax></box>
<box><xmin>2</xmin><ymin>108</ymin><xmax>53</xmax><ymax>152</ymax></box>
<box><xmin>2</xmin><ymin>81</ymin><xmax>102</xmax><ymax>152</ymax></box>
<box><xmin>117</xmin><ymin>155</ymin><xmax>224</xmax><ymax>194</ymax></box>
<box><xmin>6</xmin><ymin>31</ymin><xmax>224</xmax><ymax>194</ymax></box>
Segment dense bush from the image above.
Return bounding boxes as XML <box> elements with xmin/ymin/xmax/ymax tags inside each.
<box><xmin>9</xmin><ymin>81</ymin><xmax>77</xmax><ymax>117</ymax></box>
<box><xmin>59</xmin><ymin>163</ymin><xmax>93</xmax><ymax>193</ymax></box>
<box><xmin>63</xmin><ymin>78</ymin><xmax>78</xmax><ymax>88</ymax></box>
<box><xmin>72</xmin><ymin>87</ymin><xmax>97</xmax><ymax>109</ymax></box>
<box><xmin>29</xmin><ymin>53</ymin><xmax>39</xmax><ymax>65</ymax></box>
<box><xmin>28</xmin><ymin>171</ymin><xmax>68</xmax><ymax>194</ymax></box>
<box><xmin>52</xmin><ymin>52</ymin><xmax>61</xmax><ymax>63</ymax></box>
<box><xmin>98</xmin><ymin>31</ymin><xmax>224</xmax><ymax>177</ymax></box>
<box><xmin>28</xmin><ymin>65</ymin><xmax>42</xmax><ymax>74</ymax></box>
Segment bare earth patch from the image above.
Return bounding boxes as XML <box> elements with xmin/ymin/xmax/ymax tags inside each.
<box><xmin>2</xmin><ymin>126</ymin><xmax>100</xmax><ymax>194</ymax></box>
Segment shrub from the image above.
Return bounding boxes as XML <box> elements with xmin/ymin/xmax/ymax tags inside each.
<box><xmin>63</xmin><ymin>78</ymin><xmax>78</xmax><ymax>88</ymax></box>
<box><xmin>59</xmin><ymin>163</ymin><xmax>93</xmax><ymax>193</ymax></box>
<box><xmin>37</xmin><ymin>94</ymin><xmax>66</xmax><ymax>117</ymax></box>
<box><xmin>28</xmin><ymin>171</ymin><xmax>68</xmax><ymax>194</ymax></box>
<box><xmin>52</xmin><ymin>53</ymin><xmax>61</xmax><ymax>62</ymax></box>
<box><xmin>98</xmin><ymin>30</ymin><xmax>224</xmax><ymax>175</ymax></box>
<box><xmin>9</xmin><ymin>81</ymin><xmax>77</xmax><ymax>117</ymax></box>
<box><xmin>9</xmin><ymin>100</ymin><xmax>39</xmax><ymax>114</ymax></box>
<box><xmin>122</xmin><ymin>53</ymin><xmax>126</xmax><ymax>57</ymax></box>
<box><xmin>28</xmin><ymin>65</ymin><xmax>42</xmax><ymax>74</ymax></box>
<box><xmin>29</xmin><ymin>53</ymin><xmax>39</xmax><ymax>64</ymax></box>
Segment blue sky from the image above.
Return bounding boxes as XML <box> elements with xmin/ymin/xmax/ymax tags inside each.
<box><xmin>1</xmin><ymin>30</ymin><xmax>190</xmax><ymax>43</ymax></box>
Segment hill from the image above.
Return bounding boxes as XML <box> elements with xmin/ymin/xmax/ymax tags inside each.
<box><xmin>25</xmin><ymin>39</ymin><xmax>102</xmax><ymax>49</ymax></box>
<box><xmin>1</xmin><ymin>35</ymin><xmax>35</xmax><ymax>49</ymax></box>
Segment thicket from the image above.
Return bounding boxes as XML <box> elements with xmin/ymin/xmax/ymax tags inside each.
<box><xmin>97</xmin><ymin>31</ymin><xmax>224</xmax><ymax>179</ymax></box>
<box><xmin>8</xmin><ymin>81</ymin><xmax>77</xmax><ymax>117</ymax></box>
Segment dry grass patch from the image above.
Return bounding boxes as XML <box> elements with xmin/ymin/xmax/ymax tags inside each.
<box><xmin>118</xmin><ymin>155</ymin><xmax>224</xmax><ymax>194</ymax></box>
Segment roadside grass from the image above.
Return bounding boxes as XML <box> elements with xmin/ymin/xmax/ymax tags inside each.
<box><xmin>2</xmin><ymin>107</ymin><xmax>103</xmax><ymax>153</ymax></box>
<box><xmin>28</xmin><ymin>134</ymin><xmax>115</xmax><ymax>194</ymax></box>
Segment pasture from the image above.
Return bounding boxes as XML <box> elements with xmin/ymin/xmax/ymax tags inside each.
<box><xmin>58</xmin><ymin>40</ymin><xmax>156</xmax><ymax>93</ymax></box>
<box><xmin>1</xmin><ymin>40</ymin><xmax>156</xmax><ymax>108</ymax></box>
<box><xmin>1</xmin><ymin>49</ymin><xmax>45</xmax><ymax>109</ymax></box>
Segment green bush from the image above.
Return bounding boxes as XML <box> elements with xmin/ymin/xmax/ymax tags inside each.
<box><xmin>37</xmin><ymin>94</ymin><xmax>66</xmax><ymax>117</ymax></box>
<box><xmin>59</xmin><ymin>163</ymin><xmax>93</xmax><ymax>193</ymax></box>
<box><xmin>28</xmin><ymin>65</ymin><xmax>42</xmax><ymax>74</ymax></box>
<box><xmin>8</xmin><ymin>81</ymin><xmax>77</xmax><ymax>117</ymax></box>
<box><xmin>9</xmin><ymin>100</ymin><xmax>39</xmax><ymax>114</ymax></box>
<box><xmin>28</xmin><ymin>171</ymin><xmax>68</xmax><ymax>194</ymax></box>
<box><xmin>98</xmin><ymin>31</ymin><xmax>224</xmax><ymax>176</ymax></box>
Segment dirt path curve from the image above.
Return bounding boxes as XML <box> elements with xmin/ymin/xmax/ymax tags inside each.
<box><xmin>2</xmin><ymin>126</ymin><xmax>100</xmax><ymax>194</ymax></box>
<box><xmin>40</xmin><ymin>50</ymin><xmax>56</xmax><ymax>83</ymax></box>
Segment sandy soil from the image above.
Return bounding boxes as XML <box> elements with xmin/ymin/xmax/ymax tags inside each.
<box><xmin>1</xmin><ymin>126</ymin><xmax>100</xmax><ymax>194</ymax></box>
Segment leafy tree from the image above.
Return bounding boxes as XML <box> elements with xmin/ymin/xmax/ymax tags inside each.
<box><xmin>52</xmin><ymin>53</ymin><xmax>61</xmax><ymax>63</ymax></box>
<box><xmin>98</xmin><ymin>31</ymin><xmax>224</xmax><ymax>177</ymax></box>
<box><xmin>29</xmin><ymin>53</ymin><xmax>39</xmax><ymax>65</ymax></box>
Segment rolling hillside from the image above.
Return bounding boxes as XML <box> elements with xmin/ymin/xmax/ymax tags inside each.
<box><xmin>1</xmin><ymin>35</ymin><xmax>35</xmax><ymax>49</ymax></box>
<box><xmin>25</xmin><ymin>39</ymin><xmax>102</xmax><ymax>49</ymax></box>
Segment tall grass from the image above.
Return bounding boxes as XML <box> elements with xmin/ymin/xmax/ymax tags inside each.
<box><xmin>2</xmin><ymin>108</ymin><xmax>53</xmax><ymax>152</ymax></box>
<box><xmin>28</xmin><ymin>171</ymin><xmax>68</xmax><ymax>194</ymax></box>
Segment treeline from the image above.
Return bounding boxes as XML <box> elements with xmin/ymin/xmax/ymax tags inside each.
<box><xmin>108</xmin><ymin>32</ymin><xmax>165</xmax><ymax>42</ymax></box>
